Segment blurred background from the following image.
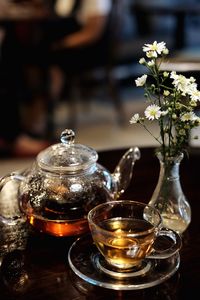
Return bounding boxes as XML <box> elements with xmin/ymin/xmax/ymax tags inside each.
<box><xmin>1</xmin><ymin>0</ymin><xmax>200</xmax><ymax>174</ymax></box>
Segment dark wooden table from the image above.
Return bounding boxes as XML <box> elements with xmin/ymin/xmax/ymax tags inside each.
<box><xmin>0</xmin><ymin>147</ymin><xmax>200</xmax><ymax>299</ymax></box>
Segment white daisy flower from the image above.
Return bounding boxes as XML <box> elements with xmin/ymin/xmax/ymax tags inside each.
<box><xmin>181</xmin><ymin>112</ymin><xmax>197</xmax><ymax>122</ymax></box>
<box><xmin>188</xmin><ymin>87</ymin><xmax>200</xmax><ymax>102</ymax></box>
<box><xmin>144</xmin><ymin>104</ymin><xmax>162</xmax><ymax>120</ymax></box>
<box><xmin>170</xmin><ymin>73</ymin><xmax>191</xmax><ymax>96</ymax></box>
<box><xmin>143</xmin><ymin>41</ymin><xmax>167</xmax><ymax>56</ymax></box>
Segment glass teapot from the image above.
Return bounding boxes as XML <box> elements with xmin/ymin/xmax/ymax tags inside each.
<box><xmin>0</xmin><ymin>129</ymin><xmax>140</xmax><ymax>237</ymax></box>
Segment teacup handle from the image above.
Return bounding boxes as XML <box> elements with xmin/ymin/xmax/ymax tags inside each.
<box><xmin>0</xmin><ymin>172</ymin><xmax>25</xmax><ymax>225</ymax></box>
<box><xmin>148</xmin><ymin>228</ymin><xmax>182</xmax><ymax>259</ymax></box>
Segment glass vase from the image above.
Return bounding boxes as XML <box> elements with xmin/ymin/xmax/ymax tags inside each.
<box><xmin>148</xmin><ymin>152</ymin><xmax>191</xmax><ymax>234</ymax></box>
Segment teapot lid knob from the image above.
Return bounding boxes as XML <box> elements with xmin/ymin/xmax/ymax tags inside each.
<box><xmin>37</xmin><ymin>128</ymin><xmax>98</xmax><ymax>172</ymax></box>
<box><xmin>61</xmin><ymin>129</ymin><xmax>75</xmax><ymax>145</ymax></box>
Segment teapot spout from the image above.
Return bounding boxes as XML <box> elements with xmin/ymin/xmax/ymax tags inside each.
<box><xmin>112</xmin><ymin>147</ymin><xmax>140</xmax><ymax>198</ymax></box>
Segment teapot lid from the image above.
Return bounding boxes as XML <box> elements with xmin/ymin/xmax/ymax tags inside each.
<box><xmin>37</xmin><ymin>129</ymin><xmax>98</xmax><ymax>173</ymax></box>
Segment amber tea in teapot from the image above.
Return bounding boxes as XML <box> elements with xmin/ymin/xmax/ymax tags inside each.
<box><xmin>0</xmin><ymin>129</ymin><xmax>140</xmax><ymax>237</ymax></box>
<box><xmin>19</xmin><ymin>178</ymin><xmax>110</xmax><ymax>237</ymax></box>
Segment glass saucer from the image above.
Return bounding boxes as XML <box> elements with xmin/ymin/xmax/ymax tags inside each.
<box><xmin>68</xmin><ymin>234</ymin><xmax>180</xmax><ymax>290</ymax></box>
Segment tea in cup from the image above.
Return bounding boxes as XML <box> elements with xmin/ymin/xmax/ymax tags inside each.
<box><xmin>87</xmin><ymin>200</ymin><xmax>182</xmax><ymax>275</ymax></box>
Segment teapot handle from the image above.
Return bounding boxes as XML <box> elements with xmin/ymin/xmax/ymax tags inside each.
<box><xmin>0</xmin><ymin>172</ymin><xmax>25</xmax><ymax>225</ymax></box>
<box><xmin>112</xmin><ymin>147</ymin><xmax>141</xmax><ymax>197</ymax></box>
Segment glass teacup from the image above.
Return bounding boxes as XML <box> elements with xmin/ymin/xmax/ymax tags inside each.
<box><xmin>87</xmin><ymin>200</ymin><xmax>182</xmax><ymax>276</ymax></box>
